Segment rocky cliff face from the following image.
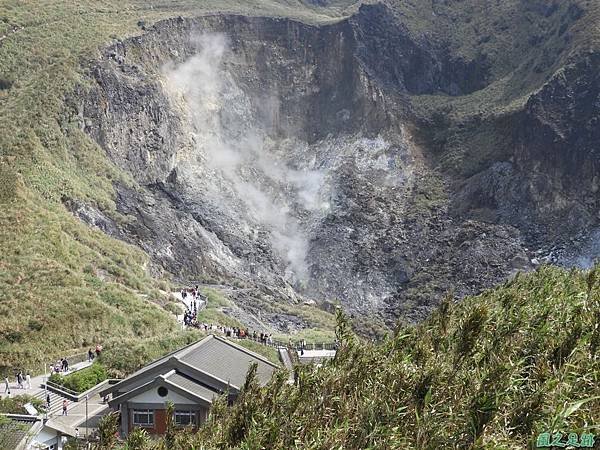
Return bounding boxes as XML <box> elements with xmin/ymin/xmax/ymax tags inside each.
<box><xmin>69</xmin><ymin>3</ymin><xmax>598</xmax><ymax>327</ymax></box>
<box><xmin>449</xmin><ymin>50</ymin><xmax>600</xmax><ymax>263</ymax></box>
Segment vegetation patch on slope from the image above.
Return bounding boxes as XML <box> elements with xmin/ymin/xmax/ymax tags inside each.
<box><xmin>0</xmin><ymin>394</ymin><xmax>44</xmax><ymax>415</ymax></box>
<box><xmin>0</xmin><ymin>0</ymin><xmax>350</xmax><ymax>374</ymax></box>
<box><xmin>102</xmin><ymin>265</ymin><xmax>600</xmax><ymax>449</ymax></box>
<box><xmin>231</xmin><ymin>339</ymin><xmax>281</xmax><ymax>365</ymax></box>
<box><xmin>98</xmin><ymin>329</ymin><xmax>204</xmax><ymax>378</ymax></box>
<box><xmin>49</xmin><ymin>361</ymin><xmax>108</xmax><ymax>393</ymax></box>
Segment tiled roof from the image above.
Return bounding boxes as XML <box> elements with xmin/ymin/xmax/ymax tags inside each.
<box><xmin>165</xmin><ymin>373</ymin><xmax>221</xmax><ymax>402</ymax></box>
<box><xmin>0</xmin><ymin>417</ymin><xmax>36</xmax><ymax>450</ymax></box>
<box><xmin>107</xmin><ymin>335</ymin><xmax>279</xmax><ymax>400</ymax></box>
<box><xmin>180</xmin><ymin>336</ymin><xmax>276</xmax><ymax>388</ymax></box>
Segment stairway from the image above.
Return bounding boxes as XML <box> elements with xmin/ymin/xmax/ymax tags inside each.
<box><xmin>277</xmin><ymin>347</ymin><xmax>293</xmax><ymax>370</ymax></box>
<box><xmin>31</xmin><ymin>389</ymin><xmax>68</xmax><ymax>417</ymax></box>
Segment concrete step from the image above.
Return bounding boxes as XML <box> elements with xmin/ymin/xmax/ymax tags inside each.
<box><xmin>278</xmin><ymin>347</ymin><xmax>294</xmax><ymax>370</ymax></box>
<box><xmin>32</xmin><ymin>390</ymin><xmax>69</xmax><ymax>417</ymax></box>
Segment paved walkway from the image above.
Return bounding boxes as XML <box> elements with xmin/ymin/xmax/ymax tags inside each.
<box><xmin>299</xmin><ymin>349</ymin><xmax>336</xmax><ymax>358</ymax></box>
<box><xmin>1</xmin><ymin>359</ymin><xmax>92</xmax><ymax>412</ymax></box>
<box><xmin>45</xmin><ymin>392</ymin><xmax>108</xmax><ymax>437</ymax></box>
<box><xmin>172</xmin><ymin>291</ymin><xmax>206</xmax><ymax>325</ymax></box>
<box><xmin>297</xmin><ymin>349</ymin><xmax>337</xmax><ymax>366</ymax></box>
<box><xmin>1</xmin><ymin>358</ymin><xmax>111</xmax><ymax>436</ymax></box>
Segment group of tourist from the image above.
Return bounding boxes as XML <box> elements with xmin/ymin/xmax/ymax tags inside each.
<box><xmin>3</xmin><ymin>370</ymin><xmax>31</xmax><ymax>397</ymax></box>
<box><xmin>179</xmin><ymin>286</ymin><xmax>276</xmax><ymax>346</ymax></box>
<box><xmin>183</xmin><ymin>308</ymin><xmax>199</xmax><ymax>327</ymax></box>
<box><xmin>186</xmin><ymin>320</ymin><xmax>275</xmax><ymax>346</ymax></box>
<box><xmin>181</xmin><ymin>286</ymin><xmax>200</xmax><ymax>301</ymax></box>
<box><xmin>181</xmin><ymin>286</ymin><xmax>203</xmax><ymax>327</ymax></box>
<box><xmin>88</xmin><ymin>344</ymin><xmax>103</xmax><ymax>362</ymax></box>
<box><xmin>226</xmin><ymin>327</ymin><xmax>274</xmax><ymax>345</ymax></box>
<box><xmin>51</xmin><ymin>358</ymin><xmax>69</xmax><ymax>374</ymax></box>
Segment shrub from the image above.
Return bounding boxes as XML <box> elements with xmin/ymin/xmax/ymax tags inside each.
<box><xmin>27</xmin><ymin>319</ymin><xmax>43</xmax><ymax>331</ymax></box>
<box><xmin>50</xmin><ymin>362</ymin><xmax>107</xmax><ymax>393</ymax></box>
<box><xmin>0</xmin><ymin>395</ymin><xmax>44</xmax><ymax>414</ymax></box>
<box><xmin>0</xmin><ymin>78</ymin><xmax>13</xmax><ymax>90</ymax></box>
<box><xmin>164</xmin><ymin>302</ymin><xmax>183</xmax><ymax>315</ymax></box>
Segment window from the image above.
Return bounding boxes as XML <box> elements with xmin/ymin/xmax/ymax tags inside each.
<box><xmin>174</xmin><ymin>410</ymin><xmax>196</xmax><ymax>426</ymax></box>
<box><xmin>157</xmin><ymin>386</ymin><xmax>168</xmax><ymax>397</ymax></box>
<box><xmin>132</xmin><ymin>409</ymin><xmax>154</xmax><ymax>427</ymax></box>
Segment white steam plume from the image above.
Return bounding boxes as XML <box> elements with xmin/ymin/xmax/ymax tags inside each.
<box><xmin>163</xmin><ymin>33</ymin><xmax>326</xmax><ymax>283</ymax></box>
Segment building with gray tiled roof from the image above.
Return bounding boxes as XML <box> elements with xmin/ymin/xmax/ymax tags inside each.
<box><xmin>100</xmin><ymin>334</ymin><xmax>279</xmax><ymax>437</ymax></box>
<box><xmin>0</xmin><ymin>415</ymin><xmax>39</xmax><ymax>450</ymax></box>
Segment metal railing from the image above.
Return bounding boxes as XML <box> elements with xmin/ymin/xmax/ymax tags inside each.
<box><xmin>44</xmin><ymin>378</ymin><xmax>121</xmax><ymax>402</ymax></box>
<box><xmin>45</xmin><ymin>380</ymin><xmax>79</xmax><ymax>397</ymax></box>
<box><xmin>193</xmin><ymin>328</ymin><xmax>337</xmax><ymax>352</ymax></box>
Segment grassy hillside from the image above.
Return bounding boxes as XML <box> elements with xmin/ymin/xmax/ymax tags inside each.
<box><xmin>98</xmin><ymin>329</ymin><xmax>204</xmax><ymax>378</ymax></box>
<box><xmin>112</xmin><ymin>265</ymin><xmax>599</xmax><ymax>449</ymax></box>
<box><xmin>1</xmin><ymin>0</ymin><xmax>599</xmax><ymax>382</ymax></box>
<box><xmin>0</xmin><ymin>0</ymin><xmax>350</xmax><ymax>373</ymax></box>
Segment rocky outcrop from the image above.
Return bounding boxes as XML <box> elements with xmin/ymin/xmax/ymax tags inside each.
<box><xmin>450</xmin><ymin>51</ymin><xmax>600</xmax><ymax>248</ymax></box>
<box><xmin>68</xmin><ymin>2</ymin><xmax>598</xmax><ymax>328</ymax></box>
<box><xmin>350</xmin><ymin>4</ymin><xmax>491</xmax><ymax>95</ymax></box>
<box><xmin>514</xmin><ymin>53</ymin><xmax>600</xmax><ymax>227</ymax></box>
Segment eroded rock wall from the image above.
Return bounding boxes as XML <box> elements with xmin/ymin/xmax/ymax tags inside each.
<box><xmin>71</xmin><ymin>3</ymin><xmax>598</xmax><ymax>326</ymax></box>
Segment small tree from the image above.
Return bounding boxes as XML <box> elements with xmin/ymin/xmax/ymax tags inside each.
<box><xmin>164</xmin><ymin>402</ymin><xmax>175</xmax><ymax>450</ymax></box>
<box><xmin>334</xmin><ymin>307</ymin><xmax>356</xmax><ymax>357</ymax></box>
<box><xmin>63</xmin><ymin>439</ymin><xmax>80</xmax><ymax>450</ymax></box>
<box><xmin>125</xmin><ymin>428</ymin><xmax>150</xmax><ymax>450</ymax></box>
<box><xmin>98</xmin><ymin>411</ymin><xmax>120</xmax><ymax>449</ymax></box>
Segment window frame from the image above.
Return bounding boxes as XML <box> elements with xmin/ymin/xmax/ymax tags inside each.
<box><xmin>174</xmin><ymin>410</ymin><xmax>196</xmax><ymax>427</ymax></box>
<box><xmin>132</xmin><ymin>409</ymin><xmax>154</xmax><ymax>427</ymax></box>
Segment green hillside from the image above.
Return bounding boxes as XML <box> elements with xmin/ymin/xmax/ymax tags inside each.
<box><xmin>118</xmin><ymin>265</ymin><xmax>598</xmax><ymax>449</ymax></box>
<box><xmin>2</xmin><ymin>0</ymin><xmax>600</xmax><ymax>387</ymax></box>
<box><xmin>0</xmin><ymin>0</ymin><xmax>350</xmax><ymax>373</ymax></box>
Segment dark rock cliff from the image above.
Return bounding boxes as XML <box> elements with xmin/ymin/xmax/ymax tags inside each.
<box><xmin>450</xmin><ymin>52</ymin><xmax>600</xmax><ymax>248</ymax></box>
<box><xmin>69</xmin><ymin>3</ymin><xmax>598</xmax><ymax>327</ymax></box>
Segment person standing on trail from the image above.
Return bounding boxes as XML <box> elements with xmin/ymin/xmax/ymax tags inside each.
<box><xmin>95</xmin><ymin>344</ymin><xmax>102</xmax><ymax>358</ymax></box>
<box><xmin>46</xmin><ymin>393</ymin><xmax>51</xmax><ymax>410</ymax></box>
<box><xmin>88</xmin><ymin>348</ymin><xmax>94</xmax><ymax>362</ymax></box>
<box><xmin>25</xmin><ymin>372</ymin><xmax>31</xmax><ymax>389</ymax></box>
<box><xmin>16</xmin><ymin>371</ymin><xmax>23</xmax><ymax>389</ymax></box>
<box><xmin>62</xmin><ymin>399</ymin><xmax>68</xmax><ymax>415</ymax></box>
<box><xmin>3</xmin><ymin>377</ymin><xmax>9</xmax><ymax>393</ymax></box>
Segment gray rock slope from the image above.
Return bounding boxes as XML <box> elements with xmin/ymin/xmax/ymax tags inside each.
<box><xmin>67</xmin><ymin>4</ymin><xmax>598</xmax><ymax>326</ymax></box>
